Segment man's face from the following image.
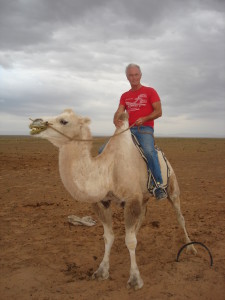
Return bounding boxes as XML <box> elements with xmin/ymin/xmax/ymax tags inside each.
<box><xmin>126</xmin><ymin>67</ymin><xmax>142</xmax><ymax>87</ymax></box>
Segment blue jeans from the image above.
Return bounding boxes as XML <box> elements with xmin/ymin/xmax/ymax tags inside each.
<box><xmin>130</xmin><ymin>126</ymin><xmax>163</xmax><ymax>184</ymax></box>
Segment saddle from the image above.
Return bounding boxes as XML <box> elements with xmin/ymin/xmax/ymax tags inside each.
<box><xmin>131</xmin><ymin>133</ymin><xmax>170</xmax><ymax>194</ymax></box>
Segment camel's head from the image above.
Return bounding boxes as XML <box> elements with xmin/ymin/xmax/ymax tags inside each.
<box><xmin>29</xmin><ymin>109</ymin><xmax>91</xmax><ymax>147</ymax></box>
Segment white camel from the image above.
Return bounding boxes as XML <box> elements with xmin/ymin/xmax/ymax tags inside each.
<box><xmin>29</xmin><ymin>109</ymin><xmax>196</xmax><ymax>290</ymax></box>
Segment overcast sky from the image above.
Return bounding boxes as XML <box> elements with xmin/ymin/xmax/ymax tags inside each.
<box><xmin>0</xmin><ymin>0</ymin><xmax>225</xmax><ymax>137</ymax></box>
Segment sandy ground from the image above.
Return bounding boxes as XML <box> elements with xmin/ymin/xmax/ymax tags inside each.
<box><xmin>0</xmin><ymin>136</ymin><xmax>225</xmax><ymax>300</ymax></box>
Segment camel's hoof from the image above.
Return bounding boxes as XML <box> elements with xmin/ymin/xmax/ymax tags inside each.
<box><xmin>92</xmin><ymin>267</ymin><xmax>109</xmax><ymax>281</ymax></box>
<box><xmin>186</xmin><ymin>244</ymin><xmax>197</xmax><ymax>255</ymax></box>
<box><xmin>127</xmin><ymin>274</ymin><xmax>144</xmax><ymax>290</ymax></box>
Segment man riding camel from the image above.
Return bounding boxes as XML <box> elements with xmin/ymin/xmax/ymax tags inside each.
<box><xmin>113</xmin><ymin>63</ymin><xmax>167</xmax><ymax>200</ymax></box>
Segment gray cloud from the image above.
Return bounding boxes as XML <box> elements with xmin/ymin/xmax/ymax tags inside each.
<box><xmin>0</xmin><ymin>0</ymin><xmax>225</xmax><ymax>137</ymax></box>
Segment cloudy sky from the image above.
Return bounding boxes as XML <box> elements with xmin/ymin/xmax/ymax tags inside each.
<box><xmin>0</xmin><ymin>0</ymin><xmax>225</xmax><ymax>137</ymax></box>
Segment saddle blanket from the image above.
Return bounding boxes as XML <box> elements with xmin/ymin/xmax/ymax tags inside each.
<box><xmin>131</xmin><ymin>133</ymin><xmax>170</xmax><ymax>194</ymax></box>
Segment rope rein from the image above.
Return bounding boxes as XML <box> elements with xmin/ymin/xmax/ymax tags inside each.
<box><xmin>47</xmin><ymin>124</ymin><xmax>74</xmax><ymax>141</ymax></box>
<box><xmin>50</xmin><ymin>122</ymin><xmax>137</xmax><ymax>142</ymax></box>
<box><xmin>29</xmin><ymin>118</ymin><xmax>154</xmax><ymax>142</ymax></box>
<box><xmin>29</xmin><ymin>118</ymin><xmax>141</xmax><ymax>142</ymax></box>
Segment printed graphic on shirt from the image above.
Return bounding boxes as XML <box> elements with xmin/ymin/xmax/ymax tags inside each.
<box><xmin>125</xmin><ymin>94</ymin><xmax>148</xmax><ymax>112</ymax></box>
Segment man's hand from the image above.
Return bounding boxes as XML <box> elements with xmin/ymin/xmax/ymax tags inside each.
<box><xmin>113</xmin><ymin>104</ymin><xmax>125</xmax><ymax>128</ymax></box>
<box><xmin>135</xmin><ymin>102</ymin><xmax>162</xmax><ymax>126</ymax></box>
<box><xmin>135</xmin><ymin>117</ymin><xmax>146</xmax><ymax>126</ymax></box>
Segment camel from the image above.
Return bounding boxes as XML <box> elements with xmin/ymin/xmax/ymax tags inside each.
<box><xmin>29</xmin><ymin>108</ymin><xmax>197</xmax><ymax>290</ymax></box>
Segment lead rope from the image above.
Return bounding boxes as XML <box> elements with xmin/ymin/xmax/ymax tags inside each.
<box><xmin>48</xmin><ymin>122</ymin><xmax>138</xmax><ymax>142</ymax></box>
<box><xmin>29</xmin><ymin>118</ymin><xmax>138</xmax><ymax>142</ymax></box>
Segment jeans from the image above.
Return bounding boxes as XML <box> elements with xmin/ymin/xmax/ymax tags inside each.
<box><xmin>130</xmin><ymin>126</ymin><xmax>163</xmax><ymax>184</ymax></box>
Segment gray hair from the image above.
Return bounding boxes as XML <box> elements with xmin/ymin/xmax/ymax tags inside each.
<box><xmin>125</xmin><ymin>63</ymin><xmax>142</xmax><ymax>75</ymax></box>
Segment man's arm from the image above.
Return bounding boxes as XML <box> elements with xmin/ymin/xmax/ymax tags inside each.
<box><xmin>135</xmin><ymin>101</ymin><xmax>162</xmax><ymax>126</ymax></box>
<box><xmin>113</xmin><ymin>104</ymin><xmax>125</xmax><ymax>127</ymax></box>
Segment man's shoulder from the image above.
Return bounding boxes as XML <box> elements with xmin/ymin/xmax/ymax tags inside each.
<box><xmin>121</xmin><ymin>89</ymin><xmax>132</xmax><ymax>98</ymax></box>
<box><xmin>142</xmin><ymin>86</ymin><xmax>160</xmax><ymax>99</ymax></box>
<box><xmin>142</xmin><ymin>85</ymin><xmax>156</xmax><ymax>93</ymax></box>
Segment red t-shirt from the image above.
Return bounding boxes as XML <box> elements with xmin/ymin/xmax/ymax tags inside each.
<box><xmin>119</xmin><ymin>85</ymin><xmax>160</xmax><ymax>127</ymax></box>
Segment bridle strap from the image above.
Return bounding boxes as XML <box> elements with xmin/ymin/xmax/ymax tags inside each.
<box><xmin>47</xmin><ymin>123</ymin><xmax>74</xmax><ymax>141</ymax></box>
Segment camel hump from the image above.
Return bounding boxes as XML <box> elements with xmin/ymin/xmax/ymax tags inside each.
<box><xmin>118</xmin><ymin>112</ymin><xmax>128</xmax><ymax>121</ymax></box>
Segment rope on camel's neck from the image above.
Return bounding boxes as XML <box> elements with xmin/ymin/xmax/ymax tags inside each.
<box><xmin>30</xmin><ymin>119</ymin><xmax>154</xmax><ymax>142</ymax></box>
<box><xmin>48</xmin><ymin>122</ymin><xmax>136</xmax><ymax>142</ymax></box>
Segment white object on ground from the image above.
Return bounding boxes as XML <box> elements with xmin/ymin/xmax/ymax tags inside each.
<box><xmin>68</xmin><ymin>215</ymin><xmax>97</xmax><ymax>226</ymax></box>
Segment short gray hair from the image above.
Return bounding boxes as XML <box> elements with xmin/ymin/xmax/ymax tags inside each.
<box><xmin>125</xmin><ymin>63</ymin><xmax>142</xmax><ymax>75</ymax></box>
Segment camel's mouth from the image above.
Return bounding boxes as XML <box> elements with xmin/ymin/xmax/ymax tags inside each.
<box><xmin>29</xmin><ymin>119</ymin><xmax>48</xmax><ymax>135</ymax></box>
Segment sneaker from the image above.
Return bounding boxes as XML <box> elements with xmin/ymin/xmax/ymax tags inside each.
<box><xmin>154</xmin><ymin>187</ymin><xmax>167</xmax><ymax>200</ymax></box>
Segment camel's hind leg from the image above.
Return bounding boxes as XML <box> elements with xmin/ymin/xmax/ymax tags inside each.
<box><xmin>92</xmin><ymin>201</ymin><xmax>114</xmax><ymax>280</ymax></box>
<box><xmin>168</xmin><ymin>174</ymin><xmax>197</xmax><ymax>254</ymax></box>
<box><xmin>124</xmin><ymin>198</ymin><xmax>144</xmax><ymax>290</ymax></box>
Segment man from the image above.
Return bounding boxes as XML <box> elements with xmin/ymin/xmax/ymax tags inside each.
<box><xmin>113</xmin><ymin>63</ymin><xmax>167</xmax><ymax>200</ymax></box>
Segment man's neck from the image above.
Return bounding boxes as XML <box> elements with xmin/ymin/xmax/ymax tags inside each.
<box><xmin>131</xmin><ymin>84</ymin><xmax>142</xmax><ymax>91</ymax></box>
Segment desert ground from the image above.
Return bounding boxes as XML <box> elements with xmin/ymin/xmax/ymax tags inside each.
<box><xmin>0</xmin><ymin>136</ymin><xmax>225</xmax><ymax>300</ymax></box>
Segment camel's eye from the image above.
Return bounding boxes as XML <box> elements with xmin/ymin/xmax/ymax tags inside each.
<box><xmin>60</xmin><ymin>119</ymin><xmax>68</xmax><ymax>125</ymax></box>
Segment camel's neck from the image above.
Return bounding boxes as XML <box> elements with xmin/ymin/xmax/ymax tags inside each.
<box><xmin>58</xmin><ymin>141</ymin><xmax>113</xmax><ymax>203</ymax></box>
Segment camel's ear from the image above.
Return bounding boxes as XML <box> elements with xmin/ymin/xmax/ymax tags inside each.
<box><xmin>78</xmin><ymin>117</ymin><xmax>91</xmax><ymax>125</ymax></box>
<box><xmin>63</xmin><ymin>108</ymin><xmax>73</xmax><ymax>114</ymax></box>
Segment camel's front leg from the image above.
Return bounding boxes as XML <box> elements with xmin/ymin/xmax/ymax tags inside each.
<box><xmin>92</xmin><ymin>201</ymin><xmax>114</xmax><ymax>280</ymax></box>
<box><xmin>124</xmin><ymin>199</ymin><xmax>144</xmax><ymax>290</ymax></box>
